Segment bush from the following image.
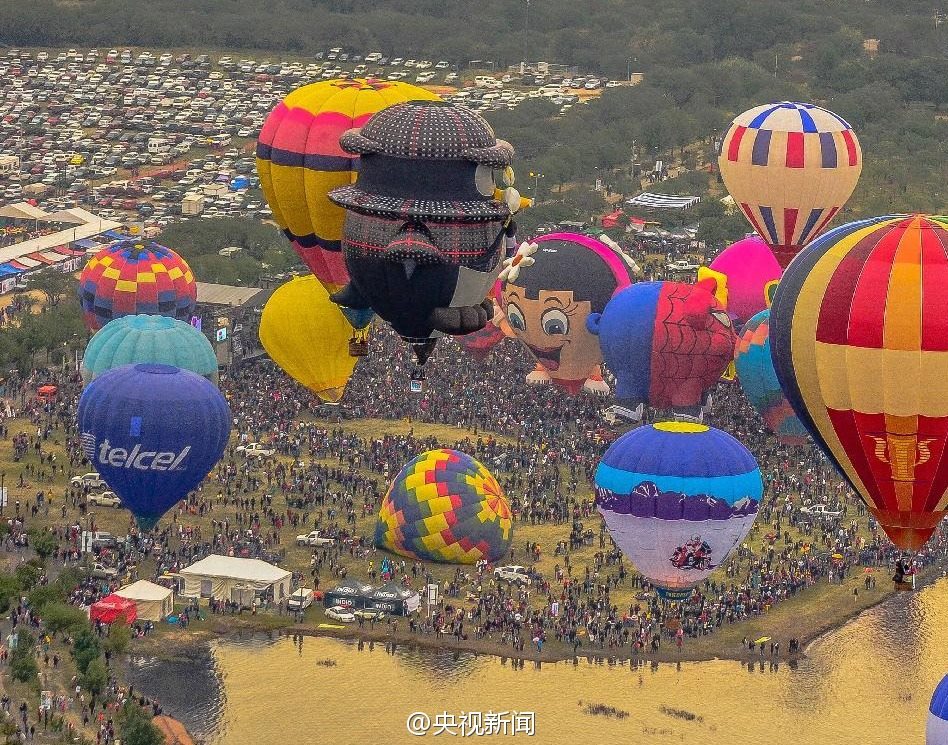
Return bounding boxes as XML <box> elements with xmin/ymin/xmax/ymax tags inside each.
<box><xmin>71</xmin><ymin>629</ymin><xmax>101</xmax><ymax>675</ymax></box>
<box><xmin>118</xmin><ymin>701</ymin><xmax>164</xmax><ymax>745</ymax></box>
<box><xmin>82</xmin><ymin>657</ymin><xmax>108</xmax><ymax>696</ymax></box>
<box><xmin>104</xmin><ymin>623</ymin><xmax>131</xmax><ymax>655</ymax></box>
<box><xmin>10</xmin><ymin>652</ymin><xmax>37</xmax><ymax>684</ymax></box>
<box><xmin>40</xmin><ymin>602</ymin><xmax>88</xmax><ymax>637</ymax></box>
<box><xmin>27</xmin><ymin>527</ymin><xmax>59</xmax><ymax>562</ymax></box>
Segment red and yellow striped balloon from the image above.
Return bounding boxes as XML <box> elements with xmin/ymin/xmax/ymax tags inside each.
<box><xmin>771</xmin><ymin>215</ymin><xmax>948</xmax><ymax>549</ymax></box>
<box><xmin>718</xmin><ymin>102</ymin><xmax>862</xmax><ymax>268</ymax></box>
<box><xmin>256</xmin><ymin>79</ymin><xmax>439</xmax><ymax>290</ymax></box>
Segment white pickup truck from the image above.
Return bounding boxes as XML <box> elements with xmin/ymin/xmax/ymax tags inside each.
<box><xmin>91</xmin><ymin>563</ymin><xmax>118</xmax><ymax>579</ymax></box>
<box><xmin>235</xmin><ymin>442</ymin><xmax>276</xmax><ymax>458</ymax></box>
<box><xmin>799</xmin><ymin>504</ymin><xmax>843</xmax><ymax>518</ymax></box>
<box><xmin>296</xmin><ymin>530</ymin><xmax>335</xmax><ymax>547</ymax></box>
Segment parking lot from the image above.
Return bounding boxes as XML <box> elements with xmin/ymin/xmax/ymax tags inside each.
<box><xmin>0</xmin><ymin>46</ymin><xmax>618</xmax><ymax>235</ymax></box>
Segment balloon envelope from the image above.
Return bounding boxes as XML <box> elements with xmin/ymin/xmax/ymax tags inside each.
<box><xmin>77</xmin><ymin>363</ymin><xmax>231</xmax><ymax>529</ymax></box>
<box><xmin>718</xmin><ymin>101</ymin><xmax>862</xmax><ymax>268</ymax></box>
<box><xmin>78</xmin><ymin>241</ymin><xmax>196</xmax><ymax>331</ymax></box>
<box><xmin>771</xmin><ymin>215</ymin><xmax>948</xmax><ymax>550</ymax></box>
<box><xmin>734</xmin><ymin>309</ymin><xmax>808</xmax><ymax>445</ymax></box>
<box><xmin>256</xmin><ymin>79</ymin><xmax>439</xmax><ymax>289</ymax></box>
<box><xmin>82</xmin><ymin>315</ymin><xmax>218</xmax><ymax>385</ymax></box>
<box><xmin>928</xmin><ymin>674</ymin><xmax>948</xmax><ymax>745</ymax></box>
<box><xmin>375</xmin><ymin>449</ymin><xmax>512</xmax><ymax>564</ymax></box>
<box><xmin>595</xmin><ymin>422</ymin><xmax>762</xmax><ymax>596</ymax></box>
<box><xmin>259</xmin><ymin>275</ymin><xmax>358</xmax><ymax>403</ymax></box>
<box><xmin>707</xmin><ymin>236</ymin><xmax>782</xmax><ymax>325</ymax></box>
<box><xmin>499</xmin><ymin>232</ymin><xmax>635</xmax><ymax>393</ymax></box>
<box><xmin>590</xmin><ymin>280</ymin><xmax>735</xmax><ymax>413</ymax></box>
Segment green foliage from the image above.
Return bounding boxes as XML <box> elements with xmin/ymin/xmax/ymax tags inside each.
<box><xmin>0</xmin><ymin>299</ymin><xmax>86</xmax><ymax>374</ymax></box>
<box><xmin>104</xmin><ymin>622</ymin><xmax>131</xmax><ymax>655</ymax></box>
<box><xmin>117</xmin><ymin>702</ymin><xmax>164</xmax><ymax>745</ymax></box>
<box><xmin>9</xmin><ymin>630</ymin><xmax>37</xmax><ymax>684</ymax></box>
<box><xmin>39</xmin><ymin>602</ymin><xmax>88</xmax><ymax>637</ymax></box>
<box><xmin>71</xmin><ymin>629</ymin><xmax>101</xmax><ymax>675</ymax></box>
<box><xmin>13</xmin><ymin>562</ymin><xmax>42</xmax><ymax>591</ymax></box>
<box><xmin>82</xmin><ymin>656</ymin><xmax>108</xmax><ymax>696</ymax></box>
<box><xmin>26</xmin><ymin>271</ymin><xmax>74</xmax><ymax>307</ymax></box>
<box><xmin>27</xmin><ymin>526</ymin><xmax>58</xmax><ymax>561</ymax></box>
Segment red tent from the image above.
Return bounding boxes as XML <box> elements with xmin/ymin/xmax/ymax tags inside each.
<box><xmin>90</xmin><ymin>594</ymin><xmax>137</xmax><ymax>625</ymax></box>
<box><xmin>602</xmin><ymin>210</ymin><xmax>624</xmax><ymax>229</ymax></box>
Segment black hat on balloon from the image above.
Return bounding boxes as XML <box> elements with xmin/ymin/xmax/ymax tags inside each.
<box><xmin>328</xmin><ymin>100</ymin><xmax>520</xmax><ymax>364</ymax></box>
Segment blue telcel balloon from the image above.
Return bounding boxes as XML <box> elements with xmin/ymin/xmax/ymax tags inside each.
<box><xmin>77</xmin><ymin>363</ymin><xmax>231</xmax><ymax>529</ymax></box>
<box><xmin>929</xmin><ymin>674</ymin><xmax>948</xmax><ymax>745</ymax></box>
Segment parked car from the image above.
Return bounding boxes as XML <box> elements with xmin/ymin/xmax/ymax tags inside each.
<box><xmin>799</xmin><ymin>504</ymin><xmax>843</xmax><ymax>518</ymax></box>
<box><xmin>493</xmin><ymin>565</ymin><xmax>532</xmax><ymax>585</ymax></box>
<box><xmin>91</xmin><ymin>562</ymin><xmax>118</xmax><ymax>579</ymax></box>
<box><xmin>353</xmin><ymin>608</ymin><xmax>388</xmax><ymax>622</ymax></box>
<box><xmin>325</xmin><ymin>605</ymin><xmax>356</xmax><ymax>623</ymax></box>
<box><xmin>91</xmin><ymin>532</ymin><xmax>119</xmax><ymax>550</ymax></box>
<box><xmin>87</xmin><ymin>491</ymin><xmax>122</xmax><ymax>508</ymax></box>
<box><xmin>235</xmin><ymin>442</ymin><xmax>276</xmax><ymax>458</ymax></box>
<box><xmin>296</xmin><ymin>530</ymin><xmax>335</xmax><ymax>547</ymax></box>
<box><xmin>71</xmin><ymin>472</ymin><xmax>105</xmax><ymax>489</ymax></box>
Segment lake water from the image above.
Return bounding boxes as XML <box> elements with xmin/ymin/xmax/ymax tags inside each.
<box><xmin>125</xmin><ymin>579</ymin><xmax>948</xmax><ymax>744</ymax></box>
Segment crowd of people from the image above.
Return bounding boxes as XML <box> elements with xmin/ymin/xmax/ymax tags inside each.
<box><xmin>0</xmin><ymin>319</ymin><xmax>945</xmax><ymax>719</ymax></box>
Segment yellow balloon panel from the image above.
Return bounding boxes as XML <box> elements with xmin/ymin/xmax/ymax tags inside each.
<box><xmin>258</xmin><ymin>275</ymin><xmax>359</xmax><ymax>402</ymax></box>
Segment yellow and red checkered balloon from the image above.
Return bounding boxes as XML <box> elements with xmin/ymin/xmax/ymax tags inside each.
<box><xmin>77</xmin><ymin>241</ymin><xmax>196</xmax><ymax>331</ymax></box>
<box><xmin>375</xmin><ymin>449</ymin><xmax>513</xmax><ymax>564</ymax></box>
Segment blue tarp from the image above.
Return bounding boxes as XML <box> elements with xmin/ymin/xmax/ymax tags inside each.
<box><xmin>0</xmin><ymin>265</ymin><xmax>23</xmax><ymax>276</ymax></box>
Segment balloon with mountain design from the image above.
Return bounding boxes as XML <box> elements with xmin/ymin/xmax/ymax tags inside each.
<box><xmin>595</xmin><ymin>422</ymin><xmax>762</xmax><ymax>599</ymax></box>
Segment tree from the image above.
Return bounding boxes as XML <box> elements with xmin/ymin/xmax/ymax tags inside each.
<box><xmin>27</xmin><ymin>527</ymin><xmax>58</xmax><ymax>562</ymax></box>
<box><xmin>26</xmin><ymin>270</ymin><xmax>74</xmax><ymax>307</ymax></box>
<box><xmin>104</xmin><ymin>622</ymin><xmax>131</xmax><ymax>655</ymax></box>
<box><xmin>9</xmin><ymin>631</ymin><xmax>37</xmax><ymax>684</ymax></box>
<box><xmin>118</xmin><ymin>702</ymin><xmax>164</xmax><ymax>745</ymax></box>
<box><xmin>71</xmin><ymin>629</ymin><xmax>101</xmax><ymax>675</ymax></box>
<box><xmin>82</xmin><ymin>656</ymin><xmax>108</xmax><ymax>697</ymax></box>
<box><xmin>39</xmin><ymin>602</ymin><xmax>88</xmax><ymax>637</ymax></box>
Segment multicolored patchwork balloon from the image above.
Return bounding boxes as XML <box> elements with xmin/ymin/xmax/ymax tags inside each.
<box><xmin>375</xmin><ymin>449</ymin><xmax>513</xmax><ymax>564</ymax></box>
<box><xmin>718</xmin><ymin>101</ymin><xmax>862</xmax><ymax>268</ymax></box>
<box><xmin>256</xmin><ymin>79</ymin><xmax>439</xmax><ymax>290</ymax></box>
<box><xmin>77</xmin><ymin>241</ymin><xmax>196</xmax><ymax>331</ymax></box>
<box><xmin>595</xmin><ymin>422</ymin><xmax>762</xmax><ymax>599</ymax></box>
<box><xmin>734</xmin><ymin>309</ymin><xmax>807</xmax><ymax>445</ymax></box>
<box><xmin>771</xmin><ymin>215</ymin><xmax>948</xmax><ymax>550</ymax></box>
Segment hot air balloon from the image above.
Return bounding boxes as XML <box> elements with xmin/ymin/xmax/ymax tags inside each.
<box><xmin>77</xmin><ymin>241</ymin><xmax>196</xmax><ymax>331</ymax></box>
<box><xmin>258</xmin><ymin>275</ymin><xmax>359</xmax><ymax>403</ymax></box>
<box><xmin>718</xmin><ymin>101</ymin><xmax>862</xmax><ymax>268</ymax></box>
<box><xmin>595</xmin><ymin>422</ymin><xmax>762</xmax><ymax>599</ymax></box>
<box><xmin>81</xmin><ymin>315</ymin><xmax>218</xmax><ymax>385</ymax></box>
<box><xmin>77</xmin><ymin>363</ymin><xmax>231</xmax><ymax>530</ymax></box>
<box><xmin>588</xmin><ymin>278</ymin><xmax>736</xmax><ymax>421</ymax></box>
<box><xmin>328</xmin><ymin>100</ymin><xmax>525</xmax><ymax>365</ymax></box>
<box><xmin>734</xmin><ymin>309</ymin><xmax>808</xmax><ymax>445</ymax></box>
<box><xmin>771</xmin><ymin>214</ymin><xmax>948</xmax><ymax>550</ymax></box>
<box><xmin>498</xmin><ymin>232</ymin><xmax>637</xmax><ymax>394</ymax></box>
<box><xmin>702</xmin><ymin>236</ymin><xmax>782</xmax><ymax>326</ymax></box>
<box><xmin>256</xmin><ymin>79</ymin><xmax>440</xmax><ymax>291</ymax></box>
<box><xmin>375</xmin><ymin>449</ymin><xmax>513</xmax><ymax>564</ymax></box>
<box><xmin>928</xmin><ymin>675</ymin><xmax>948</xmax><ymax>745</ymax></box>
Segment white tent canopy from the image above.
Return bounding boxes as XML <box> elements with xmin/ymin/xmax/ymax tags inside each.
<box><xmin>179</xmin><ymin>555</ymin><xmax>291</xmax><ymax>604</ymax></box>
<box><xmin>626</xmin><ymin>192</ymin><xmax>701</xmax><ymax>209</ymax></box>
<box><xmin>115</xmin><ymin>580</ymin><xmax>174</xmax><ymax>621</ymax></box>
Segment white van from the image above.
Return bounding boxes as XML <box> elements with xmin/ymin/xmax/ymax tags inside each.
<box><xmin>474</xmin><ymin>75</ymin><xmax>501</xmax><ymax>89</ymax></box>
<box><xmin>287</xmin><ymin>588</ymin><xmax>315</xmax><ymax>612</ymax></box>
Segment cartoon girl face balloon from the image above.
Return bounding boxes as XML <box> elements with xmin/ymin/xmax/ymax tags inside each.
<box><xmin>498</xmin><ymin>233</ymin><xmax>637</xmax><ymax>394</ymax></box>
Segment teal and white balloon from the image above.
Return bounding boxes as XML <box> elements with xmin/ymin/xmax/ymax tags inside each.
<box><xmin>82</xmin><ymin>315</ymin><xmax>218</xmax><ymax>385</ymax></box>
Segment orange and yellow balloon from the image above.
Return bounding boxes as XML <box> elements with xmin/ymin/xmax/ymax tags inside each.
<box><xmin>256</xmin><ymin>79</ymin><xmax>439</xmax><ymax>290</ymax></box>
<box><xmin>771</xmin><ymin>215</ymin><xmax>948</xmax><ymax>550</ymax></box>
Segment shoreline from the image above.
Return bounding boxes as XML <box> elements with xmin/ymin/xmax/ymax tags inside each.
<box><xmin>128</xmin><ymin>567</ymin><xmax>946</xmax><ymax>667</ymax></box>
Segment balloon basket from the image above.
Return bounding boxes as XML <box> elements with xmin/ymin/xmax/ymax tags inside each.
<box><xmin>348</xmin><ymin>339</ymin><xmax>369</xmax><ymax>357</ymax></box>
<box><xmin>410</xmin><ymin>367</ymin><xmax>426</xmax><ymax>394</ymax></box>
